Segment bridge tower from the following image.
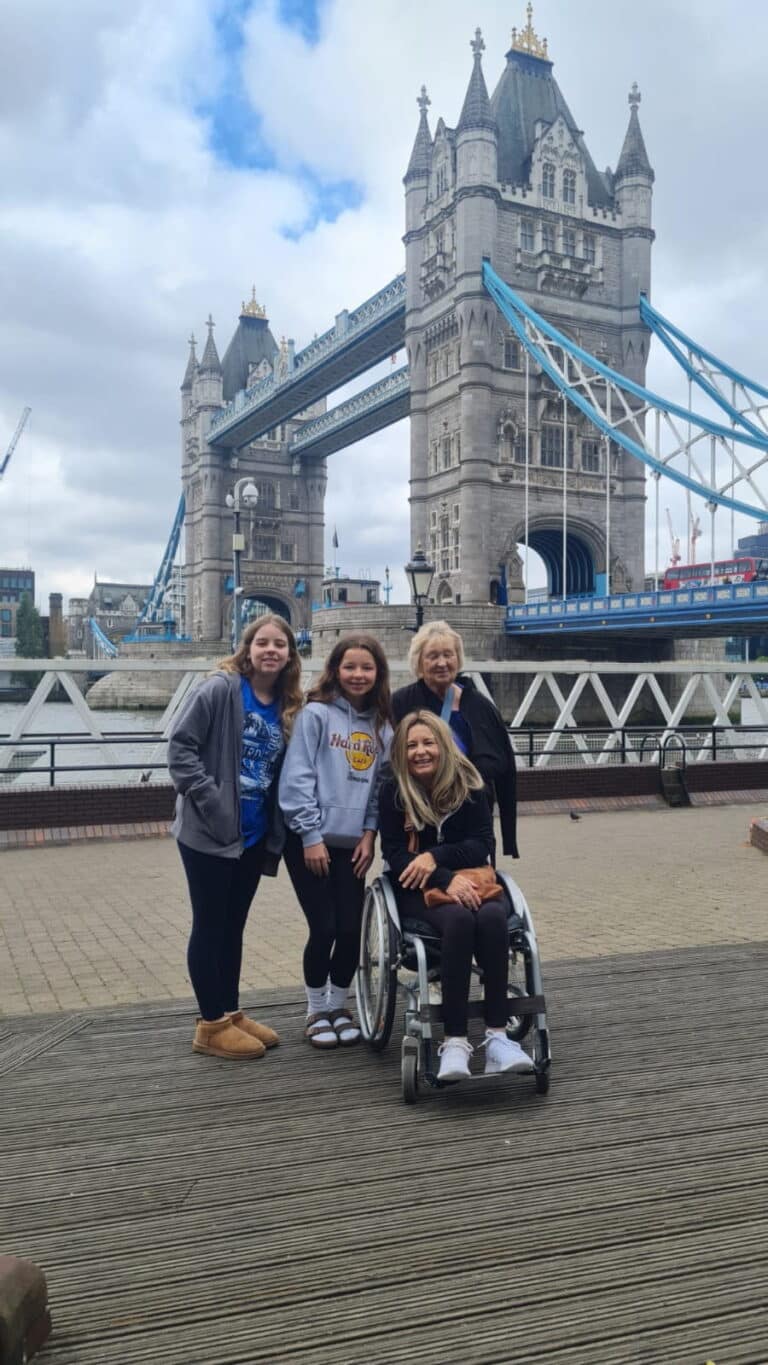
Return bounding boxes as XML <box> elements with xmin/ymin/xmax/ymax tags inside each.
<box><xmin>403</xmin><ymin>7</ymin><xmax>654</xmax><ymax>606</ymax></box>
<box><xmin>180</xmin><ymin>297</ymin><xmax>326</xmax><ymax>644</ymax></box>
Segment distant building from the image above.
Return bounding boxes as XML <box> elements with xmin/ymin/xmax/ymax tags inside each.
<box><xmin>0</xmin><ymin>567</ymin><xmax>35</xmax><ymax>638</ymax></box>
<box><xmin>67</xmin><ymin>578</ymin><xmax>151</xmax><ymax>656</ymax></box>
<box><xmin>322</xmin><ymin>574</ymin><xmax>381</xmax><ymax>608</ymax></box>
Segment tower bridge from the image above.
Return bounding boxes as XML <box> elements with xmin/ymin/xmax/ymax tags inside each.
<box><xmin>170</xmin><ymin>6</ymin><xmax>768</xmax><ymax>648</ymax></box>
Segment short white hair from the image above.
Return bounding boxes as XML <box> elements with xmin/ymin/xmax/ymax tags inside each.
<box><xmin>408</xmin><ymin>619</ymin><xmax>465</xmax><ymax>679</ymax></box>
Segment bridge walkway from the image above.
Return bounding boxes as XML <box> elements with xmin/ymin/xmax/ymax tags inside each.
<box><xmin>2</xmin><ymin>953</ymin><xmax>768</xmax><ymax>1360</ymax></box>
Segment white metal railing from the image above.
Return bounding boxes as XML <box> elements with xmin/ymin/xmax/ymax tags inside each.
<box><xmin>2</xmin><ymin>657</ymin><xmax>767</xmax><ymax>783</ymax></box>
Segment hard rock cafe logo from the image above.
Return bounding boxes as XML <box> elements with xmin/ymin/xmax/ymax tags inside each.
<box><xmin>330</xmin><ymin>731</ymin><xmax>375</xmax><ymax>772</ymax></box>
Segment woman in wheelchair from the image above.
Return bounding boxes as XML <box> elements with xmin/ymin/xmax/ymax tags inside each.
<box><xmin>379</xmin><ymin>710</ymin><xmax>534</xmax><ymax>1083</ymax></box>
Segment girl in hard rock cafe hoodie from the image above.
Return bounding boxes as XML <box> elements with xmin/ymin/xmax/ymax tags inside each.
<box><xmin>279</xmin><ymin>634</ymin><xmax>393</xmax><ymax>1050</ymax></box>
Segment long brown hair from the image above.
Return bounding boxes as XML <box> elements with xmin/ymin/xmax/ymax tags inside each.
<box><xmin>389</xmin><ymin>710</ymin><xmax>484</xmax><ymax>830</ymax></box>
<box><xmin>218</xmin><ymin>614</ymin><xmax>303</xmax><ymax>739</ymax></box>
<box><xmin>307</xmin><ymin>633</ymin><xmax>392</xmax><ymax>737</ymax></box>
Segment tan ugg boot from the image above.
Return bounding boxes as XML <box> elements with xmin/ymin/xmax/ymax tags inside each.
<box><xmin>192</xmin><ymin>1017</ymin><xmax>266</xmax><ymax>1059</ymax></box>
<box><xmin>228</xmin><ymin>1011</ymin><xmax>279</xmax><ymax>1048</ymax></box>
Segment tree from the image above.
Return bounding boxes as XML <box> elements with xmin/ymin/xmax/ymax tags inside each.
<box><xmin>13</xmin><ymin>592</ymin><xmax>45</xmax><ymax>690</ymax></box>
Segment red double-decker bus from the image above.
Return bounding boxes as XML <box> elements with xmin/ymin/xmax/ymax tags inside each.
<box><xmin>662</xmin><ymin>556</ymin><xmax>768</xmax><ymax>590</ymax></box>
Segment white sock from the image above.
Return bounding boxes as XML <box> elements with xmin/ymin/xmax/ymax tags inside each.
<box><xmin>326</xmin><ymin>982</ymin><xmax>349</xmax><ymax>1012</ymax></box>
<box><xmin>306</xmin><ymin>984</ymin><xmax>329</xmax><ymax>1016</ymax></box>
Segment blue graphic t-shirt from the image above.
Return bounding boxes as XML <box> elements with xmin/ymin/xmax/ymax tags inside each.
<box><xmin>240</xmin><ymin>677</ymin><xmax>284</xmax><ymax>849</ymax></box>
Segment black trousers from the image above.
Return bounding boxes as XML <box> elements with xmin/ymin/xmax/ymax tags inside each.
<box><xmin>395</xmin><ymin>888</ymin><xmax>509</xmax><ymax>1036</ymax></box>
<box><xmin>283</xmin><ymin>833</ymin><xmax>365</xmax><ymax>990</ymax></box>
<box><xmin>178</xmin><ymin>840</ymin><xmax>266</xmax><ymax>1021</ymax></box>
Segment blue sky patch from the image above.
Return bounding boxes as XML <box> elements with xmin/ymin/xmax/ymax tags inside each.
<box><xmin>199</xmin><ymin>0</ymin><xmax>362</xmax><ymax>231</ymax></box>
<box><xmin>281</xmin><ymin>172</ymin><xmax>364</xmax><ymax>240</ymax></box>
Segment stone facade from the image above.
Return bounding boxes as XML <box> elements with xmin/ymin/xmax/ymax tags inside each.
<box><xmin>403</xmin><ymin>14</ymin><xmax>654</xmax><ymax>607</ymax></box>
<box><xmin>180</xmin><ymin>303</ymin><xmax>326</xmax><ymax>647</ymax></box>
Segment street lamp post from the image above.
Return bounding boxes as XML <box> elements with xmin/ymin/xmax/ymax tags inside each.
<box><xmin>404</xmin><ymin>544</ymin><xmax>435</xmax><ymax>631</ymax></box>
<box><xmin>225</xmin><ymin>478</ymin><xmax>259</xmax><ymax>644</ymax></box>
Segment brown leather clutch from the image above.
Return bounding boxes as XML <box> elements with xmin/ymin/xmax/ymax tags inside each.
<box><xmin>423</xmin><ymin>866</ymin><xmax>503</xmax><ymax>908</ymax></box>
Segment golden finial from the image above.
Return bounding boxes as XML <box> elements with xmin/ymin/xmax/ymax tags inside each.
<box><xmin>240</xmin><ymin>287</ymin><xmax>266</xmax><ymax>319</ymax></box>
<box><xmin>511</xmin><ymin>3</ymin><xmax>549</xmax><ymax>61</ymax></box>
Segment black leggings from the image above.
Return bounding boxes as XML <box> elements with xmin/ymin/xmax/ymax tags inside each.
<box><xmin>178</xmin><ymin>840</ymin><xmax>266</xmax><ymax>1021</ymax></box>
<box><xmin>283</xmin><ymin>833</ymin><xmax>365</xmax><ymax>990</ymax></box>
<box><xmin>396</xmin><ymin>889</ymin><xmax>509</xmax><ymax>1036</ymax></box>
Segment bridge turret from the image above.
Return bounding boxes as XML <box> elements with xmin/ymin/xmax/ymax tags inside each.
<box><xmin>180</xmin><ymin>332</ymin><xmax>197</xmax><ymax>420</ymax></box>
<box><xmin>455</xmin><ymin>28</ymin><xmax>498</xmax><ymax>195</ymax></box>
<box><xmin>614</xmin><ymin>84</ymin><xmax>655</xmax><ymax>374</ymax></box>
<box><xmin>193</xmin><ymin>314</ymin><xmax>224</xmax><ymax>412</ymax></box>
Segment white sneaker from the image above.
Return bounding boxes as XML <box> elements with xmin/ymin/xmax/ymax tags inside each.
<box><xmin>437</xmin><ymin>1037</ymin><xmax>473</xmax><ymax>1082</ymax></box>
<box><xmin>483</xmin><ymin>1031</ymin><xmax>534</xmax><ymax>1075</ymax></box>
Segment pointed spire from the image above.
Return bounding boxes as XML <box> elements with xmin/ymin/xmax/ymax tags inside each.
<box><xmin>457</xmin><ymin>28</ymin><xmax>496</xmax><ymax>133</ymax></box>
<box><xmin>404</xmin><ymin>85</ymin><xmax>433</xmax><ymax>183</ymax></box>
<box><xmin>615</xmin><ymin>83</ymin><xmax>654</xmax><ymax>182</ymax></box>
<box><xmin>199</xmin><ymin>314</ymin><xmax>222</xmax><ymax>374</ymax></box>
<box><xmin>181</xmin><ymin>332</ymin><xmax>197</xmax><ymax>390</ymax></box>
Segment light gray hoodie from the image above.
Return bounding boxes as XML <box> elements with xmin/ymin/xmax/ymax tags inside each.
<box><xmin>278</xmin><ymin>696</ymin><xmax>393</xmax><ymax>849</ymax></box>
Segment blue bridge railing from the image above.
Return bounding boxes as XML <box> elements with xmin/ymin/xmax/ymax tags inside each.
<box><xmin>506</xmin><ymin>581</ymin><xmax>768</xmax><ymax>633</ymax></box>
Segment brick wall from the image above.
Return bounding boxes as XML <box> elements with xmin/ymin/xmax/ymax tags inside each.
<box><xmin>0</xmin><ymin>785</ymin><xmax>176</xmax><ymax>830</ymax></box>
<box><xmin>1</xmin><ymin>761</ymin><xmax>766</xmax><ymax>831</ymax></box>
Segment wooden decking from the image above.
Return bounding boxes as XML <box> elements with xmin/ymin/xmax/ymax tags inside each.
<box><xmin>2</xmin><ymin>941</ymin><xmax>768</xmax><ymax>1365</ymax></box>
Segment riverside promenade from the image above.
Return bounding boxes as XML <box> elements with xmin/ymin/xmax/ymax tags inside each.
<box><xmin>2</xmin><ymin>802</ymin><xmax>768</xmax><ymax>1364</ymax></box>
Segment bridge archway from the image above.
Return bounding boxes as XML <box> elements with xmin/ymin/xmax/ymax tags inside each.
<box><xmin>241</xmin><ymin>594</ymin><xmax>292</xmax><ymax>626</ymax></box>
<box><xmin>520</xmin><ymin>521</ymin><xmax>602</xmax><ymax>598</ymax></box>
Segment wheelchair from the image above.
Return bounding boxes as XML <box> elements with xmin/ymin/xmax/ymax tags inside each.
<box><xmin>355</xmin><ymin>870</ymin><xmax>552</xmax><ymax>1104</ymax></box>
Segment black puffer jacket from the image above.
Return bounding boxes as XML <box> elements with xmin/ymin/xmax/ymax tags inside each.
<box><xmin>378</xmin><ymin>779</ymin><xmax>495</xmax><ymax>892</ymax></box>
<box><xmin>392</xmin><ymin>676</ymin><xmax>518</xmax><ymax>857</ymax></box>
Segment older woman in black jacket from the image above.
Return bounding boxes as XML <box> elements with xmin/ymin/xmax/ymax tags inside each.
<box><xmin>392</xmin><ymin>619</ymin><xmax>518</xmax><ymax>858</ymax></box>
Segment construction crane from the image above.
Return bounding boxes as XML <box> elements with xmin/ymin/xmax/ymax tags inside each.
<box><xmin>689</xmin><ymin>511</ymin><xmax>702</xmax><ymax>564</ymax></box>
<box><xmin>0</xmin><ymin>406</ymin><xmax>31</xmax><ymax>480</ymax></box>
<box><xmin>665</xmin><ymin>507</ymin><xmax>681</xmax><ymax>566</ymax></box>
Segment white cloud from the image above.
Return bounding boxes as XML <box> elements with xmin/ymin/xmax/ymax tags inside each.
<box><xmin>1</xmin><ymin>0</ymin><xmax>768</xmax><ymax>620</ymax></box>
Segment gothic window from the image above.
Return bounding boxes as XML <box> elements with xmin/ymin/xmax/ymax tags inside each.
<box><xmin>542</xmin><ymin>222</ymin><xmax>556</xmax><ymax>253</ymax></box>
<box><xmin>520</xmin><ymin>218</ymin><xmax>535</xmax><ymax>251</ymax></box>
<box><xmin>253</xmin><ymin>535</ymin><xmax>276</xmax><ymax>560</ymax></box>
<box><xmin>562</xmin><ymin>227</ymin><xmax>576</xmax><ymax>257</ymax></box>
<box><xmin>442</xmin><ymin>432</ymin><xmax>452</xmax><ymax>470</ymax></box>
<box><xmin>440</xmin><ymin>511</ymin><xmax>451</xmax><ymax>573</ymax></box>
<box><xmin>452</xmin><ymin>503</ymin><xmax>460</xmax><ymax>523</ymax></box>
<box><xmin>562</xmin><ymin>169</ymin><xmax>576</xmax><ymax>205</ymax></box>
<box><xmin>581</xmin><ymin>438</ymin><xmax>601</xmax><ymax>472</ymax></box>
<box><xmin>289</xmin><ymin>487</ymin><xmax>300</xmax><ymax>510</ymax></box>
<box><xmin>540</xmin><ymin>424</ymin><xmax>563</xmax><ymax>467</ymax></box>
<box><xmin>583</xmin><ymin>233</ymin><xmax>596</xmax><ymax>264</ymax></box>
<box><xmin>452</xmin><ymin>527</ymin><xmax>460</xmax><ymax>571</ymax></box>
<box><xmin>436</xmin><ymin>165</ymin><xmax>447</xmax><ymax>196</ymax></box>
<box><xmin>429</xmin><ymin>440</ymin><xmax>439</xmax><ymax>475</ymax></box>
<box><xmin>256</xmin><ymin>480</ymin><xmax>277</xmax><ymax>511</ymax></box>
<box><xmin>503</xmin><ymin>337</ymin><xmax>521</xmax><ymax>370</ymax></box>
<box><xmin>514</xmin><ymin>431</ymin><xmax>529</xmax><ymax>463</ymax></box>
<box><xmin>542</xmin><ymin>163</ymin><xmax>556</xmax><ymax>199</ymax></box>
<box><xmin>280</xmin><ymin>542</ymin><xmax>295</xmax><ymax>561</ymax></box>
<box><xmin>435</xmin><ymin>227</ymin><xmax>445</xmax><ymax>255</ymax></box>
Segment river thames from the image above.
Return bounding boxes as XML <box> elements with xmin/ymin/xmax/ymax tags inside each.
<box><xmin>0</xmin><ymin>701</ymin><xmax>167</xmax><ymax>787</ymax></box>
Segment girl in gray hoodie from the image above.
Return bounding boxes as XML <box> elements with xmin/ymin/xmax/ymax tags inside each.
<box><xmin>279</xmin><ymin>634</ymin><xmax>393</xmax><ymax>1048</ymax></box>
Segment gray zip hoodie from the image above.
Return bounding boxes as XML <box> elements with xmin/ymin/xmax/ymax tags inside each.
<box><xmin>167</xmin><ymin>671</ymin><xmax>285</xmax><ymax>870</ymax></box>
<box><xmin>278</xmin><ymin>696</ymin><xmax>393</xmax><ymax>849</ymax></box>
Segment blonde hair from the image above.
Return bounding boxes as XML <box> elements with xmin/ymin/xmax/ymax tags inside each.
<box><xmin>389</xmin><ymin>710</ymin><xmax>484</xmax><ymax>830</ymax></box>
<box><xmin>217</xmin><ymin>613</ymin><xmax>303</xmax><ymax>739</ymax></box>
<box><xmin>408</xmin><ymin>619</ymin><xmax>465</xmax><ymax>679</ymax></box>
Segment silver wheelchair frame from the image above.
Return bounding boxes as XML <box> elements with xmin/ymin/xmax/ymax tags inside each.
<box><xmin>355</xmin><ymin>870</ymin><xmax>552</xmax><ymax>1103</ymax></box>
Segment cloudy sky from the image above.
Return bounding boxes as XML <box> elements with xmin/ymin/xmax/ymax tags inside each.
<box><xmin>2</xmin><ymin>0</ymin><xmax>768</xmax><ymax>612</ymax></box>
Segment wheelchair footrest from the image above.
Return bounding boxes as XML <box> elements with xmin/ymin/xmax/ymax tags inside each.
<box><xmin>428</xmin><ymin>994</ymin><xmax>545</xmax><ymax>1023</ymax></box>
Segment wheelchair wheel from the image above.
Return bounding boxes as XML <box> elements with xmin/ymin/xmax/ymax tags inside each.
<box><xmin>356</xmin><ymin>881</ymin><xmax>397</xmax><ymax>1051</ymax></box>
<box><xmin>506</xmin><ymin>951</ymin><xmax>533</xmax><ymax>1044</ymax></box>
<box><xmin>401</xmin><ymin>1043</ymin><xmax>419</xmax><ymax>1104</ymax></box>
